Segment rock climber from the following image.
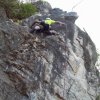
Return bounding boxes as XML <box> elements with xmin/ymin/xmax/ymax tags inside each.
<box><xmin>30</xmin><ymin>17</ymin><xmax>65</xmax><ymax>35</ymax></box>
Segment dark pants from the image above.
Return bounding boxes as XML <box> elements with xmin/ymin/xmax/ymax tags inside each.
<box><xmin>30</xmin><ymin>22</ymin><xmax>54</xmax><ymax>35</ymax></box>
<box><xmin>30</xmin><ymin>23</ymin><xmax>49</xmax><ymax>33</ymax></box>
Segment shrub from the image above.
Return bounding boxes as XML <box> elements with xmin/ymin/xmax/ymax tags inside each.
<box><xmin>15</xmin><ymin>3</ymin><xmax>37</xmax><ymax>20</ymax></box>
<box><xmin>0</xmin><ymin>0</ymin><xmax>19</xmax><ymax>18</ymax></box>
<box><xmin>0</xmin><ymin>0</ymin><xmax>38</xmax><ymax>20</ymax></box>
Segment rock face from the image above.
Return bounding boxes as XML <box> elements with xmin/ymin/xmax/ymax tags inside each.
<box><xmin>0</xmin><ymin>4</ymin><xmax>100</xmax><ymax>100</ymax></box>
<box><xmin>0</xmin><ymin>7</ymin><xmax>8</xmax><ymax>22</ymax></box>
<box><xmin>33</xmin><ymin>0</ymin><xmax>52</xmax><ymax>14</ymax></box>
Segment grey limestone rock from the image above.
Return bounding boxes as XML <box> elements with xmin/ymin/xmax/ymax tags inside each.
<box><xmin>0</xmin><ymin>4</ymin><xmax>99</xmax><ymax>100</ymax></box>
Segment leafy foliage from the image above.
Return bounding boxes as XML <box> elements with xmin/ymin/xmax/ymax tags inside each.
<box><xmin>14</xmin><ymin>3</ymin><xmax>37</xmax><ymax>20</ymax></box>
<box><xmin>0</xmin><ymin>0</ymin><xmax>38</xmax><ymax>20</ymax></box>
<box><xmin>0</xmin><ymin>0</ymin><xmax>19</xmax><ymax>18</ymax></box>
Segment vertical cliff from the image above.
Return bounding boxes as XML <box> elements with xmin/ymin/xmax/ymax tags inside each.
<box><xmin>0</xmin><ymin>2</ymin><xmax>99</xmax><ymax>100</ymax></box>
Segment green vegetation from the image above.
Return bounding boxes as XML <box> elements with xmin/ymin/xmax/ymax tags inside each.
<box><xmin>0</xmin><ymin>0</ymin><xmax>18</xmax><ymax>18</ymax></box>
<box><xmin>0</xmin><ymin>0</ymin><xmax>38</xmax><ymax>20</ymax></box>
<box><xmin>96</xmin><ymin>95</ymin><xmax>100</xmax><ymax>100</ymax></box>
<box><xmin>13</xmin><ymin>3</ymin><xmax>37</xmax><ymax>20</ymax></box>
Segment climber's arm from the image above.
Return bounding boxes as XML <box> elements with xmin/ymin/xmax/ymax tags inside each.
<box><xmin>55</xmin><ymin>21</ymin><xmax>65</xmax><ymax>26</ymax></box>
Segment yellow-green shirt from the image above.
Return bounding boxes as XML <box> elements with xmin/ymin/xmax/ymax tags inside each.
<box><xmin>45</xmin><ymin>19</ymin><xmax>56</xmax><ymax>25</ymax></box>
